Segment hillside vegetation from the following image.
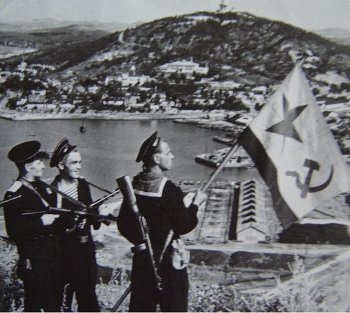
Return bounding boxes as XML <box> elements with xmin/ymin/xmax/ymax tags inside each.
<box><xmin>2</xmin><ymin>11</ymin><xmax>350</xmax><ymax>91</ymax></box>
<box><xmin>20</xmin><ymin>11</ymin><xmax>350</xmax><ymax>85</ymax></box>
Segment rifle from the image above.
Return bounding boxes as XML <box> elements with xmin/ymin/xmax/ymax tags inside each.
<box><xmin>112</xmin><ymin>176</ymin><xmax>162</xmax><ymax>312</ymax></box>
<box><xmin>37</xmin><ymin>179</ymin><xmax>117</xmax><ymax>226</ymax></box>
<box><xmin>0</xmin><ymin>195</ymin><xmax>21</xmax><ymax>207</ymax></box>
<box><xmin>89</xmin><ymin>188</ymin><xmax>120</xmax><ymax>209</ymax></box>
<box><xmin>80</xmin><ymin>177</ymin><xmax>114</xmax><ymax>194</ymax></box>
<box><xmin>22</xmin><ymin>206</ymin><xmax>118</xmax><ymax>222</ymax></box>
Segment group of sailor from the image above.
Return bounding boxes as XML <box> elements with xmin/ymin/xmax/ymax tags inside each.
<box><xmin>2</xmin><ymin>133</ymin><xmax>207</xmax><ymax>312</ymax></box>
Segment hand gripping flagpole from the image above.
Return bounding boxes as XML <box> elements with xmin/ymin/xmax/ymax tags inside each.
<box><xmin>165</xmin><ymin>140</ymin><xmax>241</xmax><ymax>265</ymax></box>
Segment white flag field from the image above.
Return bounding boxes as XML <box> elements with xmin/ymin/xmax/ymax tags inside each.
<box><xmin>238</xmin><ymin>63</ymin><xmax>350</xmax><ymax>229</ymax></box>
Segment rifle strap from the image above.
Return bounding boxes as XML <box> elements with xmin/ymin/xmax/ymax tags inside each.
<box><xmin>158</xmin><ymin>230</ymin><xmax>174</xmax><ymax>266</ymax></box>
<box><xmin>38</xmin><ymin>179</ymin><xmax>87</xmax><ymax>210</ymax></box>
<box><xmin>20</xmin><ymin>179</ymin><xmax>50</xmax><ymax>208</ymax></box>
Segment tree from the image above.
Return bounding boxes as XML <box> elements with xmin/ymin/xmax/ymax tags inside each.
<box><xmin>6</xmin><ymin>98</ymin><xmax>18</xmax><ymax>110</ymax></box>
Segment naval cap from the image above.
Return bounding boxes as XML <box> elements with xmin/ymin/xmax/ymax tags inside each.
<box><xmin>136</xmin><ymin>131</ymin><xmax>161</xmax><ymax>163</ymax></box>
<box><xmin>8</xmin><ymin>140</ymin><xmax>49</xmax><ymax>164</ymax></box>
<box><xmin>50</xmin><ymin>138</ymin><xmax>77</xmax><ymax>167</ymax></box>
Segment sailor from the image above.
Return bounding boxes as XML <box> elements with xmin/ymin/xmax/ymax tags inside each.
<box><xmin>50</xmin><ymin>138</ymin><xmax>100</xmax><ymax>312</ymax></box>
<box><xmin>117</xmin><ymin>132</ymin><xmax>207</xmax><ymax>312</ymax></box>
<box><xmin>3</xmin><ymin>140</ymin><xmax>61</xmax><ymax>312</ymax></box>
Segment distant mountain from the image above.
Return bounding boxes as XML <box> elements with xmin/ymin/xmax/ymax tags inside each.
<box><xmin>314</xmin><ymin>28</ymin><xmax>350</xmax><ymax>46</ymax></box>
<box><xmin>0</xmin><ymin>18</ymin><xmax>131</xmax><ymax>33</ymax></box>
<box><xmin>5</xmin><ymin>12</ymin><xmax>350</xmax><ymax>86</ymax></box>
<box><xmin>0</xmin><ymin>19</ymin><xmax>132</xmax><ymax>52</ymax></box>
<box><xmin>0</xmin><ymin>26</ymin><xmax>109</xmax><ymax>50</ymax></box>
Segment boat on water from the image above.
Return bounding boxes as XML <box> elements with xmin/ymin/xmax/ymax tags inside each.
<box><xmin>80</xmin><ymin>120</ymin><xmax>87</xmax><ymax>133</ymax></box>
<box><xmin>213</xmin><ymin>135</ymin><xmax>235</xmax><ymax>145</ymax></box>
<box><xmin>195</xmin><ymin>146</ymin><xmax>254</xmax><ymax>168</ymax></box>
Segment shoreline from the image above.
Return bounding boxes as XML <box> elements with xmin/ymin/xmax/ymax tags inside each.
<box><xmin>0</xmin><ymin>110</ymin><xmax>209</xmax><ymax>121</ymax></box>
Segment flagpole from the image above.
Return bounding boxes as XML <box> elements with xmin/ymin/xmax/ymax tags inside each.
<box><xmin>201</xmin><ymin>141</ymin><xmax>239</xmax><ymax>193</ymax></box>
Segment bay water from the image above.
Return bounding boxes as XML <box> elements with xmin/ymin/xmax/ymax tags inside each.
<box><xmin>0</xmin><ymin>118</ymin><xmax>258</xmax><ymax>201</ymax></box>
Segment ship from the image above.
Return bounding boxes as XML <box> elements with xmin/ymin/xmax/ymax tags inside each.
<box><xmin>195</xmin><ymin>146</ymin><xmax>254</xmax><ymax>168</ymax></box>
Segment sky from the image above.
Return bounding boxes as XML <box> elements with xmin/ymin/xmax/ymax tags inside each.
<box><xmin>0</xmin><ymin>0</ymin><xmax>350</xmax><ymax>31</ymax></box>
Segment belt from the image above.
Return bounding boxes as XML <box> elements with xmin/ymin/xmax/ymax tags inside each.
<box><xmin>32</xmin><ymin>233</ymin><xmax>54</xmax><ymax>241</ymax></box>
<box><xmin>131</xmin><ymin>243</ymin><xmax>146</xmax><ymax>253</ymax></box>
<box><xmin>79</xmin><ymin>235</ymin><xmax>88</xmax><ymax>244</ymax></box>
<box><xmin>62</xmin><ymin>235</ymin><xmax>90</xmax><ymax>245</ymax></box>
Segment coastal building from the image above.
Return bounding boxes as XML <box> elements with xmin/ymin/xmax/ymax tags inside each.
<box><xmin>59</xmin><ymin>103</ymin><xmax>74</xmax><ymax>110</ymax></box>
<box><xmin>120</xmin><ymin>73</ymin><xmax>152</xmax><ymax>87</ymax></box>
<box><xmin>28</xmin><ymin>90</ymin><xmax>46</xmax><ymax>103</ymax></box>
<box><xmin>103</xmin><ymin>99</ymin><xmax>124</xmax><ymax>106</ymax></box>
<box><xmin>186</xmin><ymin>181</ymin><xmax>236</xmax><ymax>244</ymax></box>
<box><xmin>16</xmin><ymin>98</ymin><xmax>27</xmax><ymax>106</ymax></box>
<box><xmin>208</xmin><ymin>81</ymin><xmax>242</xmax><ymax>90</ymax></box>
<box><xmin>159</xmin><ymin>60</ymin><xmax>209</xmax><ymax>78</ymax></box>
<box><xmin>124</xmin><ymin>95</ymin><xmax>139</xmax><ymax>106</ymax></box>
<box><xmin>25</xmin><ymin>103</ymin><xmax>56</xmax><ymax>111</ymax></box>
<box><xmin>236</xmin><ymin>179</ymin><xmax>267</xmax><ymax>243</ymax></box>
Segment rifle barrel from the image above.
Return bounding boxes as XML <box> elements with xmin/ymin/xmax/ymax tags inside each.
<box><xmin>22</xmin><ymin>207</ymin><xmax>118</xmax><ymax>223</ymax></box>
<box><xmin>0</xmin><ymin>195</ymin><xmax>21</xmax><ymax>207</ymax></box>
<box><xmin>80</xmin><ymin>177</ymin><xmax>112</xmax><ymax>194</ymax></box>
<box><xmin>89</xmin><ymin>188</ymin><xmax>120</xmax><ymax>208</ymax></box>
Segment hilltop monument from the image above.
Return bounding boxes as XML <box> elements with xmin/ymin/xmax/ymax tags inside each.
<box><xmin>217</xmin><ymin>0</ymin><xmax>228</xmax><ymax>12</ymax></box>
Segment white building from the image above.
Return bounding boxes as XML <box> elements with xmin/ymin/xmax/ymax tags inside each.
<box><xmin>209</xmin><ymin>81</ymin><xmax>242</xmax><ymax>90</ymax></box>
<box><xmin>120</xmin><ymin>73</ymin><xmax>152</xmax><ymax>87</ymax></box>
<box><xmin>59</xmin><ymin>103</ymin><xmax>75</xmax><ymax>110</ymax></box>
<box><xmin>26</xmin><ymin>103</ymin><xmax>56</xmax><ymax>111</ymax></box>
<box><xmin>28</xmin><ymin>90</ymin><xmax>46</xmax><ymax>103</ymax></box>
<box><xmin>159</xmin><ymin>60</ymin><xmax>209</xmax><ymax>78</ymax></box>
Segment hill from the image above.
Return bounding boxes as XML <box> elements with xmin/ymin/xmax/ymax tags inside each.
<box><xmin>15</xmin><ymin>10</ymin><xmax>349</xmax><ymax>85</ymax></box>
<box><xmin>0</xmin><ymin>19</ymin><xmax>132</xmax><ymax>60</ymax></box>
<box><xmin>2</xmin><ymin>11</ymin><xmax>350</xmax><ymax>117</ymax></box>
<box><xmin>0</xmin><ymin>25</ymin><xmax>110</xmax><ymax>51</ymax></box>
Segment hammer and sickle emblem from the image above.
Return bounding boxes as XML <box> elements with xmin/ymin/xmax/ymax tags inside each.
<box><xmin>285</xmin><ymin>159</ymin><xmax>334</xmax><ymax>198</ymax></box>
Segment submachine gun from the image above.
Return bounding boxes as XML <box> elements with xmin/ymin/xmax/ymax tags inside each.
<box><xmin>22</xmin><ymin>179</ymin><xmax>120</xmax><ymax>224</ymax></box>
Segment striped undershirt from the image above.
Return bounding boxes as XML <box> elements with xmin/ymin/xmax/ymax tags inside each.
<box><xmin>57</xmin><ymin>180</ymin><xmax>78</xmax><ymax>208</ymax></box>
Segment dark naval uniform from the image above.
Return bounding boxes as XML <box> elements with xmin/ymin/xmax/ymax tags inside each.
<box><xmin>117</xmin><ymin>172</ymin><xmax>199</xmax><ymax>312</ymax></box>
<box><xmin>52</xmin><ymin>176</ymin><xmax>100</xmax><ymax>312</ymax></box>
<box><xmin>3</xmin><ymin>179</ymin><xmax>61</xmax><ymax>312</ymax></box>
<box><xmin>3</xmin><ymin>140</ymin><xmax>61</xmax><ymax>312</ymax></box>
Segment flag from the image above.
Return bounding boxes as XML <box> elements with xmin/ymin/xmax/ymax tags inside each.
<box><xmin>238</xmin><ymin>63</ymin><xmax>350</xmax><ymax>229</ymax></box>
